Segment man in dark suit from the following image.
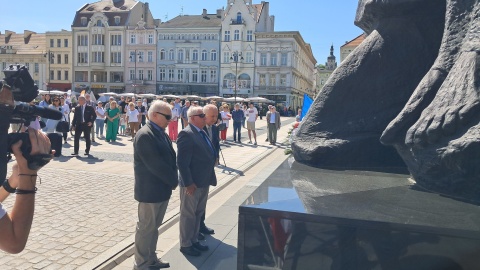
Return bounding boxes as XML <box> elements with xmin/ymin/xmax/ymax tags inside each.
<box><xmin>71</xmin><ymin>96</ymin><xmax>96</xmax><ymax>155</ymax></box>
<box><xmin>177</xmin><ymin>106</ymin><xmax>217</xmax><ymax>257</ymax></box>
<box><xmin>133</xmin><ymin>100</ymin><xmax>177</xmax><ymax>270</ymax></box>
<box><xmin>197</xmin><ymin>104</ymin><xmax>220</xmax><ymax>239</ymax></box>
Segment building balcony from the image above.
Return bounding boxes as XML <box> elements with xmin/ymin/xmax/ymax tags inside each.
<box><xmin>130</xmin><ymin>79</ymin><xmax>147</xmax><ymax>85</ymax></box>
<box><xmin>230</xmin><ymin>19</ymin><xmax>245</xmax><ymax>25</ymax></box>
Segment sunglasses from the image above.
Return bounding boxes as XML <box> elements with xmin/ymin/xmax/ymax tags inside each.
<box><xmin>155</xmin><ymin>112</ymin><xmax>172</xmax><ymax>120</ymax></box>
<box><xmin>53</xmin><ymin>100</ymin><xmax>60</xmax><ymax>102</ymax></box>
<box><xmin>191</xmin><ymin>113</ymin><xmax>206</xmax><ymax>118</ymax></box>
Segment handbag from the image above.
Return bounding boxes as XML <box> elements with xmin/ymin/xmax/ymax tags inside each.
<box><xmin>55</xmin><ymin>114</ymin><xmax>70</xmax><ymax>133</ymax></box>
<box><xmin>218</xmin><ymin>123</ymin><xmax>227</xmax><ymax>131</ymax></box>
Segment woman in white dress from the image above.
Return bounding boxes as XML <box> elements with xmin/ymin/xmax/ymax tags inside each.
<box><xmin>45</xmin><ymin>97</ymin><xmax>63</xmax><ymax>133</ymax></box>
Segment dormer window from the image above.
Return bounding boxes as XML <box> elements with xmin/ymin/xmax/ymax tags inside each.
<box><xmin>236</xmin><ymin>12</ymin><xmax>242</xmax><ymax>23</ymax></box>
<box><xmin>114</xmin><ymin>16</ymin><xmax>121</xmax><ymax>25</ymax></box>
<box><xmin>96</xmin><ymin>20</ymin><xmax>103</xmax><ymax>27</ymax></box>
<box><xmin>81</xmin><ymin>17</ymin><xmax>87</xmax><ymax>26</ymax></box>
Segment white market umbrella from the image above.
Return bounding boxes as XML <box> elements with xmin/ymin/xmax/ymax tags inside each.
<box><xmin>205</xmin><ymin>96</ymin><xmax>224</xmax><ymax>101</ymax></box>
<box><xmin>98</xmin><ymin>92</ymin><xmax>119</xmax><ymax>97</ymax></box>
<box><xmin>246</xmin><ymin>97</ymin><xmax>274</xmax><ymax>103</ymax></box>
<box><xmin>161</xmin><ymin>94</ymin><xmax>180</xmax><ymax>99</ymax></box>
<box><xmin>137</xmin><ymin>93</ymin><xmax>158</xmax><ymax>99</ymax></box>
<box><xmin>117</xmin><ymin>93</ymin><xmax>136</xmax><ymax>98</ymax></box>
<box><xmin>223</xmin><ymin>97</ymin><xmax>247</xmax><ymax>103</ymax></box>
<box><xmin>182</xmin><ymin>95</ymin><xmax>204</xmax><ymax>100</ymax></box>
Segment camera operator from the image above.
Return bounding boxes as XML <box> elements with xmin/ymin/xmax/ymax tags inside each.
<box><xmin>0</xmin><ymin>84</ymin><xmax>53</xmax><ymax>254</ymax></box>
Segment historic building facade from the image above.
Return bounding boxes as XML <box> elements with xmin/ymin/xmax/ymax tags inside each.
<box><xmin>254</xmin><ymin>31</ymin><xmax>316</xmax><ymax>111</ymax></box>
<box><xmin>340</xmin><ymin>33</ymin><xmax>365</xmax><ymax>63</ymax></box>
<box><xmin>156</xmin><ymin>9</ymin><xmax>222</xmax><ymax>96</ymax></box>
<box><xmin>0</xmin><ymin>30</ymin><xmax>47</xmax><ymax>90</ymax></box>
<box><xmin>219</xmin><ymin>0</ymin><xmax>275</xmax><ymax>98</ymax></box>
<box><xmin>46</xmin><ymin>30</ymin><xmax>73</xmax><ymax>91</ymax></box>
<box><xmin>71</xmin><ymin>0</ymin><xmax>157</xmax><ymax>94</ymax></box>
<box><xmin>316</xmin><ymin>45</ymin><xmax>337</xmax><ymax>96</ymax></box>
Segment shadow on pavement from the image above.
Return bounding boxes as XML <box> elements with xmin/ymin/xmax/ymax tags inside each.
<box><xmin>182</xmin><ymin>236</ymin><xmax>237</xmax><ymax>270</ymax></box>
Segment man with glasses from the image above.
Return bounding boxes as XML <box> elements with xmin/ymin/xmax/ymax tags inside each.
<box><xmin>177</xmin><ymin>106</ymin><xmax>217</xmax><ymax>257</ymax></box>
<box><xmin>133</xmin><ymin>101</ymin><xmax>177</xmax><ymax>270</ymax></box>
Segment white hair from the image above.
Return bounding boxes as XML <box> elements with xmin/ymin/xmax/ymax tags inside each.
<box><xmin>187</xmin><ymin>106</ymin><xmax>204</xmax><ymax>120</ymax></box>
<box><xmin>148</xmin><ymin>100</ymin><xmax>171</xmax><ymax>119</ymax></box>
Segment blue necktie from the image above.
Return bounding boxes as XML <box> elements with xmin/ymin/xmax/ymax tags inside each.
<box><xmin>199</xmin><ymin>130</ymin><xmax>215</xmax><ymax>155</ymax></box>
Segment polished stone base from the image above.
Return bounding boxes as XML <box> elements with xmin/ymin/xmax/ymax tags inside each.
<box><xmin>237</xmin><ymin>158</ymin><xmax>480</xmax><ymax>270</ymax></box>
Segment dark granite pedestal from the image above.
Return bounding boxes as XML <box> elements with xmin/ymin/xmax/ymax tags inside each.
<box><xmin>237</xmin><ymin>158</ymin><xmax>480</xmax><ymax>270</ymax></box>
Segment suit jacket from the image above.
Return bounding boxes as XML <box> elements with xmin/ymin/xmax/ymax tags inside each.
<box><xmin>203</xmin><ymin>124</ymin><xmax>220</xmax><ymax>159</ymax></box>
<box><xmin>134</xmin><ymin>122</ymin><xmax>178</xmax><ymax>203</ymax></box>
<box><xmin>71</xmin><ymin>104</ymin><xmax>96</xmax><ymax>128</ymax></box>
<box><xmin>177</xmin><ymin>124</ymin><xmax>217</xmax><ymax>188</ymax></box>
<box><xmin>266</xmin><ymin>111</ymin><xmax>281</xmax><ymax>129</ymax></box>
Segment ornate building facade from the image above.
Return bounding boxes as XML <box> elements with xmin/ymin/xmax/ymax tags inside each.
<box><xmin>46</xmin><ymin>30</ymin><xmax>73</xmax><ymax>91</ymax></box>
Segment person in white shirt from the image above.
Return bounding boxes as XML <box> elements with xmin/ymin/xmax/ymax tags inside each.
<box><xmin>60</xmin><ymin>97</ymin><xmax>71</xmax><ymax>143</ymax></box>
<box><xmin>126</xmin><ymin>102</ymin><xmax>140</xmax><ymax>140</ymax></box>
<box><xmin>95</xmin><ymin>101</ymin><xmax>106</xmax><ymax>138</ymax></box>
<box><xmin>246</xmin><ymin>103</ymin><xmax>258</xmax><ymax>145</ymax></box>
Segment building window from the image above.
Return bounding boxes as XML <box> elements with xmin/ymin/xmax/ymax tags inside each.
<box><xmin>259</xmin><ymin>74</ymin><xmax>266</xmax><ymax>86</ymax></box>
<box><xmin>130</xmin><ymin>34</ymin><xmax>136</xmax><ymax>44</ymax></box>
<box><xmin>78</xmin><ymin>52</ymin><xmax>88</xmax><ymax>63</ymax></box>
<box><xmin>96</xmin><ymin>20</ymin><xmax>103</xmax><ymax>27</ymax></box>
<box><xmin>81</xmin><ymin>17</ymin><xmax>87</xmax><ymax>26</ymax></box>
<box><xmin>114</xmin><ymin>16</ymin><xmax>120</xmax><ymax>25</ymax></box>
<box><xmin>50</xmin><ymin>39</ymin><xmax>54</xmax><ymax>47</ymax></box>
<box><xmin>64</xmin><ymin>54</ymin><xmax>69</xmax><ymax>64</ymax></box>
<box><xmin>78</xmin><ymin>35</ymin><xmax>88</xmax><ymax>46</ymax></box>
<box><xmin>168</xmin><ymin>69</ymin><xmax>174</xmax><ymax>81</ymax></box>
<box><xmin>281</xmin><ymin>53</ymin><xmax>287</xmax><ymax>66</ymax></box>
<box><xmin>64</xmin><ymin>39</ymin><xmax>68</xmax><ymax>47</ymax></box>
<box><xmin>57</xmin><ymin>54</ymin><xmax>61</xmax><ymax>64</ymax></box>
<box><xmin>159</xmin><ymin>49</ymin><xmax>166</xmax><ymax>60</ymax></box>
<box><xmin>209</xmin><ymin>50</ymin><xmax>216</xmax><ymax>61</ymax></box>
<box><xmin>260</xmin><ymin>53</ymin><xmax>267</xmax><ymax>66</ymax></box>
<box><xmin>178</xmin><ymin>49</ymin><xmax>184</xmax><ymax>62</ymax></box>
<box><xmin>224</xmin><ymin>31</ymin><xmax>230</xmax><ymax>42</ymax></box>
<box><xmin>92</xmin><ymin>52</ymin><xmax>104</xmax><ymax>63</ymax></box>
<box><xmin>138</xmin><ymin>51</ymin><xmax>144</xmax><ymax>62</ymax></box>
<box><xmin>200</xmin><ymin>70</ymin><xmax>207</xmax><ymax>83</ymax></box>
<box><xmin>57</xmin><ymin>70</ymin><xmax>61</xmax><ymax>80</ymax></box>
<box><xmin>201</xmin><ymin>50</ymin><xmax>208</xmax><ymax>61</ymax></box>
<box><xmin>130</xmin><ymin>70</ymin><xmax>135</xmax><ymax>80</ymax></box>
<box><xmin>168</xmin><ymin>49</ymin><xmax>174</xmax><ymax>60</ymax></box>
<box><xmin>192</xmin><ymin>70</ymin><xmax>198</xmax><ymax>82</ymax></box>
<box><xmin>138</xmin><ymin>70</ymin><xmax>144</xmax><ymax>80</ymax></box>
<box><xmin>64</xmin><ymin>71</ymin><xmax>69</xmax><ymax>80</ymax></box>
<box><xmin>223</xmin><ymin>73</ymin><xmax>235</xmax><ymax>88</ymax></box>
<box><xmin>111</xmin><ymin>34</ymin><xmax>122</xmax><ymax>45</ymax></box>
<box><xmin>34</xmin><ymin>63</ymin><xmax>39</xmax><ymax>73</ymax></box>
<box><xmin>75</xmin><ymin>71</ymin><xmax>88</xmax><ymax>82</ymax></box>
<box><xmin>111</xmin><ymin>72</ymin><xmax>124</xmax><ymax>82</ymax></box>
<box><xmin>159</xmin><ymin>68</ymin><xmax>166</xmax><ymax>81</ymax></box>
<box><xmin>270</xmin><ymin>74</ymin><xmax>276</xmax><ymax>86</ymax></box>
<box><xmin>56</xmin><ymin>39</ymin><xmax>61</xmax><ymax>47</ymax></box>
<box><xmin>147</xmin><ymin>51</ymin><xmax>153</xmax><ymax>62</ymax></box>
<box><xmin>148</xmin><ymin>34</ymin><xmax>154</xmax><ymax>44</ymax></box>
<box><xmin>270</xmin><ymin>54</ymin><xmax>277</xmax><ymax>66</ymax></box>
<box><xmin>147</xmin><ymin>70</ymin><xmax>153</xmax><ymax>81</ymax></box>
<box><xmin>210</xmin><ymin>70</ymin><xmax>216</xmax><ymax>82</ymax></box>
<box><xmin>177</xmin><ymin>69</ymin><xmax>184</xmax><ymax>81</ymax></box>
<box><xmin>111</xmin><ymin>52</ymin><xmax>122</xmax><ymax>63</ymax></box>
<box><xmin>280</xmin><ymin>74</ymin><xmax>287</xmax><ymax>86</ymax></box>
<box><xmin>247</xmin><ymin>30</ymin><xmax>253</xmax><ymax>41</ymax></box>
<box><xmin>92</xmin><ymin>34</ymin><xmax>104</xmax><ymax>45</ymax></box>
<box><xmin>237</xmin><ymin>12</ymin><xmax>242</xmax><ymax>23</ymax></box>
<box><xmin>234</xmin><ymin>30</ymin><xmax>240</xmax><ymax>41</ymax></box>
<box><xmin>245</xmin><ymin>52</ymin><xmax>252</xmax><ymax>63</ymax></box>
<box><xmin>50</xmin><ymin>55</ymin><xmax>55</xmax><ymax>64</ymax></box>
<box><xmin>49</xmin><ymin>70</ymin><xmax>54</xmax><ymax>80</ymax></box>
<box><xmin>192</xmin><ymin>50</ymin><xmax>198</xmax><ymax>61</ymax></box>
<box><xmin>223</xmin><ymin>52</ymin><xmax>230</xmax><ymax>63</ymax></box>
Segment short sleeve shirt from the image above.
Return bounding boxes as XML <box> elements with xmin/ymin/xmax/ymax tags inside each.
<box><xmin>127</xmin><ymin>109</ymin><xmax>139</xmax><ymax>122</ymax></box>
<box><xmin>247</xmin><ymin>107</ymin><xmax>258</xmax><ymax>122</ymax></box>
<box><xmin>0</xmin><ymin>203</ymin><xmax>6</xmax><ymax>219</ymax></box>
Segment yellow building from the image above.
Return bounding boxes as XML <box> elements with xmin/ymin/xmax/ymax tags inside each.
<box><xmin>45</xmin><ymin>30</ymin><xmax>73</xmax><ymax>91</ymax></box>
<box><xmin>0</xmin><ymin>30</ymin><xmax>47</xmax><ymax>89</ymax></box>
<box><xmin>340</xmin><ymin>33</ymin><xmax>366</xmax><ymax>63</ymax></box>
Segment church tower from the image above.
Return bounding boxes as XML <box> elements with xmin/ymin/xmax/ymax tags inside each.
<box><xmin>325</xmin><ymin>44</ymin><xmax>337</xmax><ymax>70</ymax></box>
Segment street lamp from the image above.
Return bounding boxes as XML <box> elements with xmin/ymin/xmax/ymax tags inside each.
<box><xmin>44</xmin><ymin>51</ymin><xmax>54</xmax><ymax>91</ymax></box>
<box><xmin>129</xmin><ymin>50</ymin><xmax>142</xmax><ymax>93</ymax></box>
<box><xmin>230</xmin><ymin>51</ymin><xmax>243</xmax><ymax>103</ymax></box>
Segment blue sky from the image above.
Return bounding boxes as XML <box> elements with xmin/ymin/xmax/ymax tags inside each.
<box><xmin>0</xmin><ymin>0</ymin><xmax>363</xmax><ymax>64</ymax></box>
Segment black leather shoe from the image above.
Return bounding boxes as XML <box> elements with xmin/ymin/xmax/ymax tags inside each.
<box><xmin>84</xmin><ymin>152</ymin><xmax>89</xmax><ymax>155</ymax></box>
<box><xmin>71</xmin><ymin>152</ymin><xmax>78</xmax><ymax>156</ymax></box>
<box><xmin>198</xmin><ymin>232</ymin><xmax>205</xmax><ymax>240</ymax></box>
<box><xmin>180</xmin><ymin>246</ymin><xmax>201</xmax><ymax>256</ymax></box>
<box><xmin>192</xmin><ymin>242</ymin><xmax>209</xmax><ymax>252</ymax></box>
<box><xmin>200</xmin><ymin>226</ymin><xmax>214</xmax><ymax>235</ymax></box>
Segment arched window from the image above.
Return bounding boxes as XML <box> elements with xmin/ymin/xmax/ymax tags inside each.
<box><xmin>234</xmin><ymin>30</ymin><xmax>240</xmax><ymax>41</ymax></box>
<box><xmin>201</xmin><ymin>50</ymin><xmax>208</xmax><ymax>61</ymax></box>
<box><xmin>223</xmin><ymin>73</ymin><xmax>236</xmax><ymax>88</ymax></box>
<box><xmin>160</xmin><ymin>49</ymin><xmax>166</xmax><ymax>60</ymax></box>
<box><xmin>192</xmin><ymin>50</ymin><xmax>198</xmax><ymax>61</ymax></box>
<box><xmin>237</xmin><ymin>12</ymin><xmax>242</xmax><ymax>23</ymax></box>
<box><xmin>238</xmin><ymin>73</ymin><xmax>251</xmax><ymax>88</ymax></box>
<box><xmin>96</xmin><ymin>20</ymin><xmax>103</xmax><ymax>27</ymax></box>
<box><xmin>168</xmin><ymin>49</ymin><xmax>175</xmax><ymax>60</ymax></box>
<box><xmin>211</xmin><ymin>50</ymin><xmax>217</xmax><ymax>61</ymax></box>
<box><xmin>178</xmin><ymin>49</ymin><xmax>184</xmax><ymax>62</ymax></box>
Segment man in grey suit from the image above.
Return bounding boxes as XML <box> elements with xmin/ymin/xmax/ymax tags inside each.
<box><xmin>133</xmin><ymin>101</ymin><xmax>178</xmax><ymax>269</ymax></box>
<box><xmin>177</xmin><ymin>106</ymin><xmax>217</xmax><ymax>256</ymax></box>
<box><xmin>266</xmin><ymin>106</ymin><xmax>281</xmax><ymax>145</ymax></box>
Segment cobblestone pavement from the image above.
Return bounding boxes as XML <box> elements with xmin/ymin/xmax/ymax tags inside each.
<box><xmin>0</xmin><ymin>117</ymin><xmax>295</xmax><ymax>269</ymax></box>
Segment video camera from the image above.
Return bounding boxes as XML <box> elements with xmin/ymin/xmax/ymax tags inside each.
<box><xmin>2</xmin><ymin>65</ymin><xmax>62</xmax><ymax>169</ymax></box>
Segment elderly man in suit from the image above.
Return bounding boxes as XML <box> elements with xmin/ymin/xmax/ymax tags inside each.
<box><xmin>266</xmin><ymin>106</ymin><xmax>281</xmax><ymax>145</ymax></box>
<box><xmin>177</xmin><ymin>106</ymin><xmax>217</xmax><ymax>257</ymax></box>
<box><xmin>133</xmin><ymin>100</ymin><xmax>178</xmax><ymax>270</ymax></box>
<box><xmin>71</xmin><ymin>96</ymin><xmax>96</xmax><ymax>155</ymax></box>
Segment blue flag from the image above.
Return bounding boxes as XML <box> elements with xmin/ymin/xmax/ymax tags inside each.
<box><xmin>300</xmin><ymin>94</ymin><xmax>313</xmax><ymax>121</ymax></box>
